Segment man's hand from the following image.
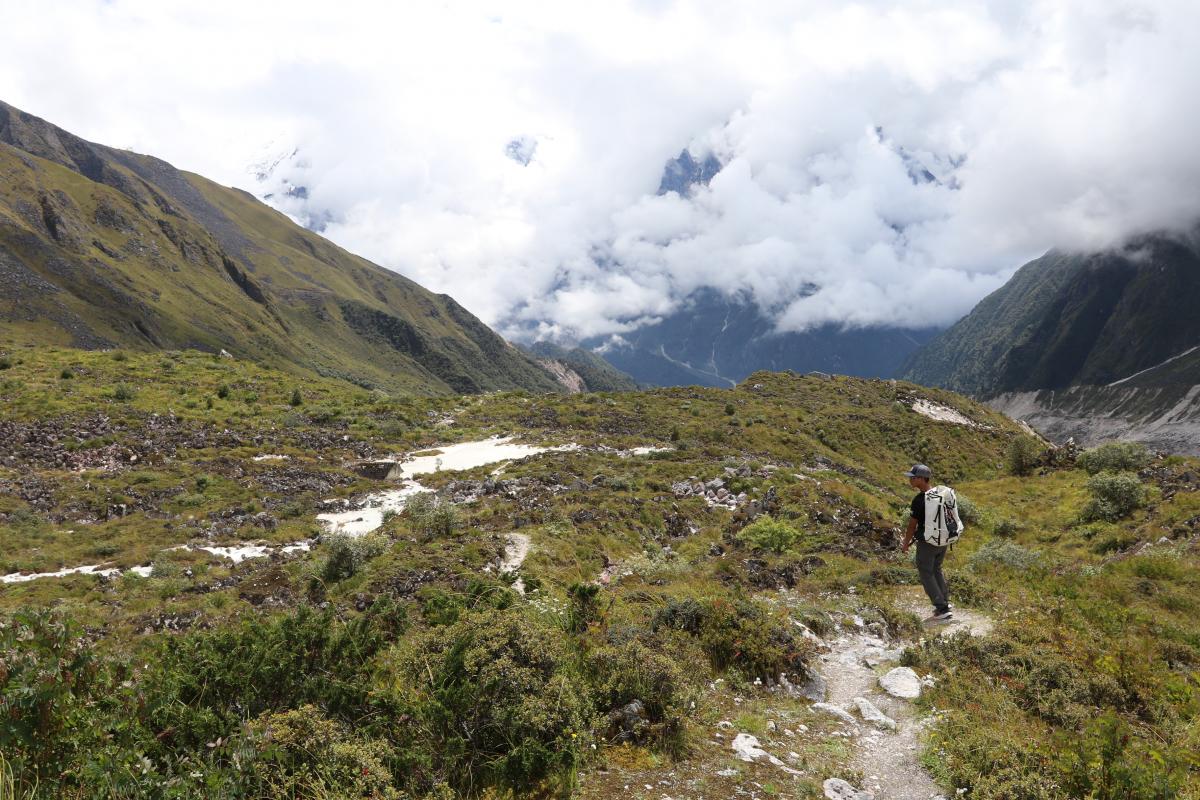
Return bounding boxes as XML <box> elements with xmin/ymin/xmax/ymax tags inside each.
<box><xmin>901</xmin><ymin>515</ymin><xmax>917</xmax><ymax>554</ymax></box>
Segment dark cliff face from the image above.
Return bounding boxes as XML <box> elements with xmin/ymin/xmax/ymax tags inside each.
<box><xmin>0</xmin><ymin>100</ymin><xmax>561</xmax><ymax>396</ymax></box>
<box><xmin>586</xmin><ymin>288</ymin><xmax>937</xmax><ymax>388</ymax></box>
<box><xmin>903</xmin><ymin>233</ymin><xmax>1200</xmax><ymax>398</ymax></box>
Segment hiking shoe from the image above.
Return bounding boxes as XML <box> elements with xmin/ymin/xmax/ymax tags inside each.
<box><xmin>932</xmin><ymin>609</ymin><xmax>953</xmax><ymax>620</ymax></box>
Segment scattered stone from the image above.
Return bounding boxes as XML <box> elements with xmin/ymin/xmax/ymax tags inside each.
<box><xmin>731</xmin><ymin>734</ymin><xmax>801</xmax><ymax>775</ymax></box>
<box><xmin>812</xmin><ymin>702</ymin><xmax>857</xmax><ymax>725</ymax></box>
<box><xmin>880</xmin><ymin>667</ymin><xmax>922</xmax><ymax>699</ymax></box>
<box><xmin>605</xmin><ymin>700</ymin><xmax>647</xmax><ymax>743</ymax></box>
<box><xmin>822</xmin><ymin>777</ymin><xmax>873</xmax><ymax>800</ymax></box>
<box><xmin>852</xmin><ymin>697</ymin><xmax>897</xmax><ymax>730</ymax></box>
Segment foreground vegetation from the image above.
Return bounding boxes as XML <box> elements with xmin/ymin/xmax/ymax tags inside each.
<box><xmin>0</xmin><ymin>345</ymin><xmax>1197</xmax><ymax>798</ymax></box>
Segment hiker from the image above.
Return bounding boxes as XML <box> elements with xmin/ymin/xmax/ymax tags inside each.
<box><xmin>900</xmin><ymin>464</ymin><xmax>960</xmax><ymax>621</ymax></box>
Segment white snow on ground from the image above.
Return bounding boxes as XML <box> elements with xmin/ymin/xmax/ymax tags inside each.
<box><xmin>6</xmin><ymin>438</ymin><xmax>582</xmax><ymax>582</ymax></box>
<box><xmin>1</xmin><ymin>564</ymin><xmax>121</xmax><ymax>583</ymax></box>
<box><xmin>497</xmin><ymin>532</ymin><xmax>531</xmax><ymax>594</ymax></box>
<box><xmin>911</xmin><ymin>399</ymin><xmax>978</xmax><ymax>427</ymax></box>
<box><xmin>316</xmin><ymin>482</ymin><xmax>430</xmax><ymax>537</ymax></box>
<box><xmin>392</xmin><ymin>436</ymin><xmax>577</xmax><ymax>478</ymax></box>
<box><xmin>320</xmin><ymin>437</ymin><xmax>581</xmax><ymax>537</ymax></box>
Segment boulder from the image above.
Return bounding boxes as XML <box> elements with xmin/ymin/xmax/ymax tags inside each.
<box><xmin>852</xmin><ymin>696</ymin><xmax>897</xmax><ymax>730</ymax></box>
<box><xmin>880</xmin><ymin>667</ymin><xmax>922</xmax><ymax>699</ymax></box>
<box><xmin>812</xmin><ymin>702</ymin><xmax>856</xmax><ymax>725</ymax></box>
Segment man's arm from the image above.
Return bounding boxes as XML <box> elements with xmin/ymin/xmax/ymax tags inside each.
<box><xmin>901</xmin><ymin>516</ymin><xmax>917</xmax><ymax>553</ymax></box>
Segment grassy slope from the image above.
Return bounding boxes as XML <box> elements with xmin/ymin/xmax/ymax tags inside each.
<box><xmin>0</xmin><ymin>346</ymin><xmax>1197</xmax><ymax>798</ymax></box>
<box><xmin>0</xmin><ymin>101</ymin><xmax>561</xmax><ymax>396</ymax></box>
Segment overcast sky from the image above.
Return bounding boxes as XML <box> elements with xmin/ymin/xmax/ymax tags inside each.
<box><xmin>3</xmin><ymin>0</ymin><xmax>1199</xmax><ymax>342</ymax></box>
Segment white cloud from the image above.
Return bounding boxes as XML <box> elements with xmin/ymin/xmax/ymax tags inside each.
<box><xmin>2</xmin><ymin>0</ymin><xmax>1199</xmax><ymax>339</ymax></box>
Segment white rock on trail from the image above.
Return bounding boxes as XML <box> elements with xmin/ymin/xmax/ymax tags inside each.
<box><xmin>812</xmin><ymin>702</ymin><xmax>858</xmax><ymax>725</ymax></box>
<box><xmin>879</xmin><ymin>667</ymin><xmax>922</xmax><ymax>699</ymax></box>
<box><xmin>852</xmin><ymin>697</ymin><xmax>897</xmax><ymax>730</ymax></box>
<box><xmin>731</xmin><ymin>734</ymin><xmax>801</xmax><ymax>775</ymax></box>
<box><xmin>823</xmin><ymin>777</ymin><xmax>874</xmax><ymax>799</ymax></box>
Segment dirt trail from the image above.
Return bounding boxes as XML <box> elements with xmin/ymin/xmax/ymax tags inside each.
<box><xmin>813</xmin><ymin>588</ymin><xmax>992</xmax><ymax>800</ymax></box>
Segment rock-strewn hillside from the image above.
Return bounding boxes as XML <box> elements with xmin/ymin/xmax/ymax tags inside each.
<box><xmin>2</xmin><ymin>346</ymin><xmax>1196</xmax><ymax>799</ymax></box>
<box><xmin>0</xmin><ymin>100</ymin><xmax>562</xmax><ymax>395</ymax></box>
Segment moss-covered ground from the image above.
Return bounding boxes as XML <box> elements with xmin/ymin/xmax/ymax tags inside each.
<box><xmin>0</xmin><ymin>345</ymin><xmax>1196</xmax><ymax>798</ymax></box>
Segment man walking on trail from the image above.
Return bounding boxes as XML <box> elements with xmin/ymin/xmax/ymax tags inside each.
<box><xmin>901</xmin><ymin>464</ymin><xmax>953</xmax><ymax>621</ymax></box>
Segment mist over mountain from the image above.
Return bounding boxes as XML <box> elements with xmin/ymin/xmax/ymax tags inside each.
<box><xmin>10</xmin><ymin>1</ymin><xmax>1200</xmax><ymax>359</ymax></box>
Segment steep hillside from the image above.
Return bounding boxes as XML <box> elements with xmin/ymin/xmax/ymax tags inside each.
<box><xmin>904</xmin><ymin>233</ymin><xmax>1200</xmax><ymax>451</ymax></box>
<box><xmin>0</xmin><ymin>100</ymin><xmax>561</xmax><ymax>395</ymax></box>
<box><xmin>904</xmin><ymin>234</ymin><xmax>1200</xmax><ymax>396</ymax></box>
<box><xmin>1</xmin><ymin>346</ymin><xmax>1197</xmax><ymax>799</ymax></box>
<box><xmin>524</xmin><ymin>341</ymin><xmax>639</xmax><ymax>392</ymax></box>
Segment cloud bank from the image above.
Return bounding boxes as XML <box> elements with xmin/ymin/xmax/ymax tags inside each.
<box><xmin>3</xmin><ymin>0</ymin><xmax>1199</xmax><ymax>340</ymax></box>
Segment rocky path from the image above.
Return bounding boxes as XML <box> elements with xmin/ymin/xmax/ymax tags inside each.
<box><xmin>812</xmin><ymin>590</ymin><xmax>992</xmax><ymax>800</ymax></box>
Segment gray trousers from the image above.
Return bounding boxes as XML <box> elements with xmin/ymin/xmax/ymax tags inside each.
<box><xmin>915</xmin><ymin>540</ymin><xmax>950</xmax><ymax>612</ymax></box>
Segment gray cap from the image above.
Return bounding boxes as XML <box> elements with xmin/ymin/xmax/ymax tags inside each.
<box><xmin>904</xmin><ymin>464</ymin><xmax>932</xmax><ymax>478</ymax></box>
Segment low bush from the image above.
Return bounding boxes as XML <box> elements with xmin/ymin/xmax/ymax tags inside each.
<box><xmin>405</xmin><ymin>493</ymin><xmax>460</xmax><ymax>539</ymax></box>
<box><xmin>736</xmin><ymin>515</ymin><xmax>800</xmax><ymax>554</ymax></box>
<box><xmin>955</xmin><ymin>493</ymin><xmax>980</xmax><ymax>525</ymax></box>
<box><xmin>1077</xmin><ymin>441</ymin><xmax>1150</xmax><ymax>476</ymax></box>
<box><xmin>320</xmin><ymin>533</ymin><xmax>388</xmax><ymax>582</ymax></box>
<box><xmin>1081</xmin><ymin>471</ymin><xmax>1146</xmax><ymax>522</ymax></box>
<box><xmin>1006</xmin><ymin>436</ymin><xmax>1040</xmax><ymax>476</ymax></box>
<box><xmin>652</xmin><ymin>596</ymin><xmax>809</xmax><ymax>682</ymax></box>
<box><xmin>397</xmin><ymin>607</ymin><xmax>590</xmax><ymax>796</ymax></box>
<box><xmin>586</xmin><ymin>636</ymin><xmax>693</xmax><ymax>756</ymax></box>
<box><xmin>246</xmin><ymin>705</ymin><xmax>400</xmax><ymax>799</ymax></box>
<box><xmin>112</xmin><ymin>383</ymin><xmax>135</xmax><ymax>401</ymax></box>
<box><xmin>968</xmin><ymin>540</ymin><xmax>1040</xmax><ymax>572</ymax></box>
<box><xmin>993</xmin><ymin>518</ymin><xmax>1020</xmax><ymax>537</ymax></box>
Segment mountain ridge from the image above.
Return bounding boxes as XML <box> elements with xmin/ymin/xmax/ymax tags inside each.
<box><xmin>0</xmin><ymin>99</ymin><xmax>563</xmax><ymax>396</ymax></box>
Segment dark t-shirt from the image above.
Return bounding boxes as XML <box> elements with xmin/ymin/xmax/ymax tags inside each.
<box><xmin>910</xmin><ymin>491</ymin><xmax>925</xmax><ymax>531</ymax></box>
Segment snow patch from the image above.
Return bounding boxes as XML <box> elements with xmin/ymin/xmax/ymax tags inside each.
<box><xmin>912</xmin><ymin>399</ymin><xmax>978</xmax><ymax>427</ymax></box>
<box><xmin>1</xmin><ymin>564</ymin><xmax>121</xmax><ymax>583</ymax></box>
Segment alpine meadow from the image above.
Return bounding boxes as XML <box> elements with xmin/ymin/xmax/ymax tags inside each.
<box><xmin>2</xmin><ymin>3</ymin><xmax>1200</xmax><ymax>799</ymax></box>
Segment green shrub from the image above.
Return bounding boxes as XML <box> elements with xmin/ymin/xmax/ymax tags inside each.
<box><xmin>0</xmin><ymin>356</ymin><xmax>11</xmax><ymax>370</ymax></box>
<box><xmin>736</xmin><ymin>515</ymin><xmax>800</xmax><ymax>554</ymax></box>
<box><xmin>289</xmin><ymin>388</ymin><xmax>303</xmax><ymax>407</ymax></box>
<box><xmin>653</xmin><ymin>597</ymin><xmax>809</xmax><ymax>682</ymax></box>
<box><xmin>586</xmin><ymin>637</ymin><xmax>693</xmax><ymax>756</ymax></box>
<box><xmin>1006</xmin><ymin>436</ymin><xmax>1040</xmax><ymax>476</ymax></box>
<box><xmin>145</xmin><ymin>601</ymin><xmax>407</xmax><ymax>752</ymax></box>
<box><xmin>992</xmin><ymin>518</ymin><xmax>1020</xmax><ymax>537</ymax></box>
<box><xmin>1061</xmin><ymin>713</ymin><xmax>1185</xmax><ymax>799</ymax></box>
<box><xmin>112</xmin><ymin>383</ymin><xmax>135</xmax><ymax>401</ymax></box>
<box><xmin>968</xmin><ymin>540</ymin><xmax>1040</xmax><ymax>572</ymax></box>
<box><xmin>955</xmin><ymin>493</ymin><xmax>980</xmax><ymax>525</ymax></box>
<box><xmin>398</xmin><ymin>608</ymin><xmax>590</xmax><ymax>796</ymax></box>
<box><xmin>217</xmin><ymin>383</ymin><xmax>230</xmax><ymax>399</ymax></box>
<box><xmin>320</xmin><ymin>533</ymin><xmax>388</xmax><ymax>582</ymax></box>
<box><xmin>1077</xmin><ymin>442</ymin><xmax>1151</xmax><ymax>476</ymax></box>
<box><xmin>246</xmin><ymin>705</ymin><xmax>400</xmax><ymax>799</ymax></box>
<box><xmin>405</xmin><ymin>493</ymin><xmax>460</xmax><ymax>540</ymax></box>
<box><xmin>1082</xmin><ymin>471</ymin><xmax>1146</xmax><ymax>521</ymax></box>
<box><xmin>111</xmin><ymin>351</ymin><xmax>127</xmax><ymax>362</ymax></box>
<box><xmin>566</xmin><ymin>582</ymin><xmax>601</xmax><ymax>633</ymax></box>
<box><xmin>59</xmin><ymin>368</ymin><xmax>73</xmax><ymax>379</ymax></box>
<box><xmin>724</xmin><ymin>403</ymin><xmax>735</xmax><ymax>415</ymax></box>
